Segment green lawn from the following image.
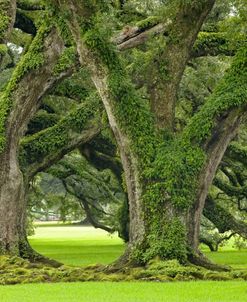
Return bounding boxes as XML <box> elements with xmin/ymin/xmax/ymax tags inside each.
<box><xmin>0</xmin><ymin>226</ymin><xmax>246</xmax><ymax>302</ymax></box>
<box><xmin>0</xmin><ymin>282</ymin><xmax>247</xmax><ymax>302</ymax></box>
<box><xmin>29</xmin><ymin>226</ymin><xmax>124</xmax><ymax>266</ymax></box>
<box><xmin>29</xmin><ymin>225</ymin><xmax>247</xmax><ymax>269</ymax></box>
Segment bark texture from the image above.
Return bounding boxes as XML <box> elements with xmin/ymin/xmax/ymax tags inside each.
<box><xmin>148</xmin><ymin>0</ymin><xmax>216</xmax><ymax>130</ymax></box>
<box><xmin>0</xmin><ymin>27</ymin><xmax>64</xmax><ymax>255</ymax></box>
<box><xmin>187</xmin><ymin>109</ymin><xmax>243</xmax><ymax>255</ymax></box>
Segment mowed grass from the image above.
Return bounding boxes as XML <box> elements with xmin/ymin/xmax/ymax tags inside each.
<box><xmin>0</xmin><ymin>281</ymin><xmax>247</xmax><ymax>302</ymax></box>
<box><xmin>0</xmin><ymin>226</ymin><xmax>246</xmax><ymax>302</ymax></box>
<box><xmin>29</xmin><ymin>226</ymin><xmax>125</xmax><ymax>266</ymax></box>
<box><xmin>29</xmin><ymin>225</ymin><xmax>247</xmax><ymax>269</ymax></box>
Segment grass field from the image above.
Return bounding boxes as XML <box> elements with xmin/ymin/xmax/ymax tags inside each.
<box><xmin>29</xmin><ymin>225</ymin><xmax>247</xmax><ymax>269</ymax></box>
<box><xmin>0</xmin><ymin>225</ymin><xmax>246</xmax><ymax>302</ymax></box>
<box><xmin>0</xmin><ymin>281</ymin><xmax>247</xmax><ymax>302</ymax></box>
<box><xmin>29</xmin><ymin>226</ymin><xmax>124</xmax><ymax>266</ymax></box>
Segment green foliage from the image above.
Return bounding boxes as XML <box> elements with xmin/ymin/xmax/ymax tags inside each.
<box><xmin>53</xmin><ymin>46</ymin><xmax>77</xmax><ymax>76</ymax></box>
<box><xmin>233</xmin><ymin>235</ymin><xmax>247</xmax><ymax>250</ymax></box>
<box><xmin>27</xmin><ymin>110</ymin><xmax>59</xmax><ymax>134</ymax></box>
<box><xmin>0</xmin><ymin>0</ymin><xmax>10</xmax><ymax>41</ymax></box>
<box><xmin>117</xmin><ymin>198</ymin><xmax>129</xmax><ymax>242</ymax></box>
<box><xmin>9</xmin><ymin>29</ymin><xmax>33</xmax><ymax>48</ymax></box>
<box><xmin>142</xmin><ymin>218</ymin><xmax>188</xmax><ymax>263</ymax></box>
<box><xmin>51</xmin><ymin>69</ymin><xmax>94</xmax><ymax>101</ymax></box>
<box><xmin>0</xmin><ymin>43</ymin><xmax>7</xmax><ymax>55</ymax></box>
<box><xmin>193</xmin><ymin>32</ymin><xmax>234</xmax><ymax>56</ymax></box>
<box><xmin>184</xmin><ymin>45</ymin><xmax>247</xmax><ymax>144</ymax></box>
<box><xmin>136</xmin><ymin>16</ymin><xmax>160</xmax><ymax>30</ymax></box>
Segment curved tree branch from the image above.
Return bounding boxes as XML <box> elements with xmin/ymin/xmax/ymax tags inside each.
<box><xmin>204</xmin><ymin>196</ymin><xmax>247</xmax><ymax>239</ymax></box>
<box><xmin>20</xmin><ymin>101</ymin><xmax>102</xmax><ymax>180</ymax></box>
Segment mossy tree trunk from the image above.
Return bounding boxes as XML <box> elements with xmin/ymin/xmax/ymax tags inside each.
<box><xmin>59</xmin><ymin>0</ymin><xmax>247</xmax><ymax>268</ymax></box>
<box><xmin>0</xmin><ymin>0</ymin><xmax>16</xmax><ymax>66</ymax></box>
<box><xmin>0</xmin><ymin>26</ymin><xmax>65</xmax><ymax>256</ymax></box>
<box><xmin>147</xmin><ymin>0</ymin><xmax>216</xmax><ymax>130</ymax></box>
<box><xmin>186</xmin><ymin>109</ymin><xmax>243</xmax><ymax>267</ymax></box>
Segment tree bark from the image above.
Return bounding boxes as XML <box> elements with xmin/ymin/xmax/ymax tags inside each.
<box><xmin>186</xmin><ymin>109</ymin><xmax>243</xmax><ymax>261</ymax></box>
<box><xmin>66</xmin><ymin>7</ymin><xmax>146</xmax><ymax>261</ymax></box>
<box><xmin>0</xmin><ymin>26</ymin><xmax>64</xmax><ymax>256</ymax></box>
<box><xmin>147</xmin><ymin>0</ymin><xmax>216</xmax><ymax>130</ymax></box>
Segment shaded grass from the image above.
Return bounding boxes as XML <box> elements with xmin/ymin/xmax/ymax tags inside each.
<box><xmin>0</xmin><ymin>281</ymin><xmax>247</xmax><ymax>302</ymax></box>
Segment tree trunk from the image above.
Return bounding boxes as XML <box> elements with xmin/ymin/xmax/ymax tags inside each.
<box><xmin>63</xmin><ymin>0</ymin><xmax>246</xmax><ymax>269</ymax></box>
<box><xmin>186</xmin><ymin>109</ymin><xmax>242</xmax><ymax>267</ymax></box>
<box><xmin>148</xmin><ymin>0</ymin><xmax>216</xmax><ymax>130</ymax></box>
<box><xmin>0</xmin><ymin>27</ymin><xmax>64</xmax><ymax>257</ymax></box>
<box><xmin>67</xmin><ymin>13</ymin><xmax>146</xmax><ymax>264</ymax></box>
<box><xmin>0</xmin><ymin>144</ymin><xmax>26</xmax><ymax>254</ymax></box>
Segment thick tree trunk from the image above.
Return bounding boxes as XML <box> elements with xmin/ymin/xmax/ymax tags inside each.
<box><xmin>0</xmin><ymin>27</ymin><xmax>64</xmax><ymax>257</ymax></box>
<box><xmin>67</xmin><ymin>14</ymin><xmax>146</xmax><ymax>263</ymax></box>
<box><xmin>63</xmin><ymin>0</ymin><xmax>246</xmax><ymax>270</ymax></box>
<box><xmin>0</xmin><ymin>156</ymin><xmax>42</xmax><ymax>259</ymax></box>
<box><xmin>148</xmin><ymin>0</ymin><xmax>216</xmax><ymax>130</ymax></box>
<box><xmin>0</xmin><ymin>145</ymin><xmax>25</xmax><ymax>254</ymax></box>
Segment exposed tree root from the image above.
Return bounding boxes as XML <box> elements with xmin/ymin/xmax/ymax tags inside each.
<box><xmin>188</xmin><ymin>251</ymin><xmax>230</xmax><ymax>272</ymax></box>
<box><xmin>19</xmin><ymin>239</ymin><xmax>62</xmax><ymax>268</ymax></box>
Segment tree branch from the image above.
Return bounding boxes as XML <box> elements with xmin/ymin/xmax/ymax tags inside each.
<box><xmin>115</xmin><ymin>22</ymin><xmax>170</xmax><ymax>51</ymax></box>
<box><xmin>20</xmin><ymin>101</ymin><xmax>102</xmax><ymax>180</ymax></box>
<box><xmin>226</xmin><ymin>142</ymin><xmax>247</xmax><ymax>167</ymax></box>
<box><xmin>79</xmin><ymin>199</ymin><xmax>114</xmax><ymax>233</ymax></box>
<box><xmin>17</xmin><ymin>0</ymin><xmax>44</xmax><ymax>11</ymax></box>
<box><xmin>204</xmin><ymin>196</ymin><xmax>247</xmax><ymax>239</ymax></box>
<box><xmin>213</xmin><ymin>177</ymin><xmax>247</xmax><ymax>198</ymax></box>
<box><xmin>146</xmin><ymin>0</ymin><xmax>216</xmax><ymax>130</ymax></box>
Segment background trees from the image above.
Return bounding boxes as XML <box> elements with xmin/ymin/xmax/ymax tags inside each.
<box><xmin>0</xmin><ymin>0</ymin><xmax>246</xmax><ymax>269</ymax></box>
